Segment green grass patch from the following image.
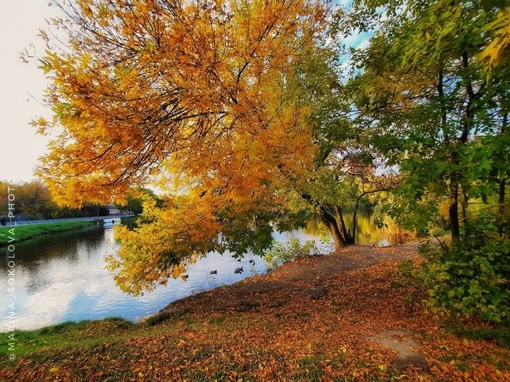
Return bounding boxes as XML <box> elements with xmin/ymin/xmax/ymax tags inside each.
<box><xmin>450</xmin><ymin>322</ymin><xmax>510</xmax><ymax>348</ymax></box>
<box><xmin>144</xmin><ymin>311</ymin><xmax>172</xmax><ymax>326</ymax></box>
<box><xmin>293</xmin><ymin>355</ymin><xmax>324</xmax><ymax>381</ymax></box>
<box><xmin>0</xmin><ymin>221</ymin><xmax>96</xmax><ymax>245</ymax></box>
<box><xmin>0</xmin><ymin>317</ymin><xmax>138</xmax><ymax>358</ymax></box>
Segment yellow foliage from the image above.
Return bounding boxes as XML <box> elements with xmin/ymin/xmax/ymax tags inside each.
<box><xmin>35</xmin><ymin>0</ymin><xmax>330</xmax><ymax>294</ymax></box>
<box><xmin>478</xmin><ymin>8</ymin><xmax>510</xmax><ymax>69</ymax></box>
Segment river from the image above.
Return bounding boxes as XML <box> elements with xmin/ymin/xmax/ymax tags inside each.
<box><xmin>0</xmin><ymin>213</ymin><xmax>408</xmax><ymax>332</ymax></box>
<box><xmin>0</xmin><ymin>223</ymin><xmax>335</xmax><ymax>332</ymax></box>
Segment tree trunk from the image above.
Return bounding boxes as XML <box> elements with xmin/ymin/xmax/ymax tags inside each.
<box><xmin>460</xmin><ymin>185</ymin><xmax>468</xmax><ymax>226</ymax></box>
<box><xmin>499</xmin><ymin>178</ymin><xmax>506</xmax><ymax>238</ymax></box>
<box><xmin>449</xmin><ymin>181</ymin><xmax>461</xmax><ymax>243</ymax></box>
<box><xmin>320</xmin><ymin>207</ymin><xmax>347</xmax><ymax>250</ymax></box>
<box><xmin>498</xmin><ymin>113</ymin><xmax>508</xmax><ymax>238</ymax></box>
<box><xmin>335</xmin><ymin>206</ymin><xmax>352</xmax><ymax>244</ymax></box>
<box><xmin>301</xmin><ymin>194</ymin><xmax>350</xmax><ymax>250</ymax></box>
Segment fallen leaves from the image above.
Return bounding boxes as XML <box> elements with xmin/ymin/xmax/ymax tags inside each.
<box><xmin>1</xmin><ymin>244</ymin><xmax>509</xmax><ymax>381</ymax></box>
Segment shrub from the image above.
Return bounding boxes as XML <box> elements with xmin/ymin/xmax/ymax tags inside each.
<box><xmin>419</xmin><ymin>234</ymin><xmax>510</xmax><ymax>322</ymax></box>
<box><xmin>264</xmin><ymin>238</ymin><xmax>318</xmax><ymax>270</ymax></box>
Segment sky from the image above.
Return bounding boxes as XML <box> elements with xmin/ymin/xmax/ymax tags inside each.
<box><xmin>0</xmin><ymin>0</ymin><xmax>59</xmax><ymax>182</ymax></box>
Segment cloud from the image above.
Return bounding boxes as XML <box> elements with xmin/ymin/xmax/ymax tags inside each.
<box><xmin>343</xmin><ymin>31</ymin><xmax>372</xmax><ymax>50</ymax></box>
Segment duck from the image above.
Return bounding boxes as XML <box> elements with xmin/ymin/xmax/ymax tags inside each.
<box><xmin>210</xmin><ymin>270</ymin><xmax>217</xmax><ymax>274</ymax></box>
<box><xmin>234</xmin><ymin>267</ymin><xmax>243</xmax><ymax>274</ymax></box>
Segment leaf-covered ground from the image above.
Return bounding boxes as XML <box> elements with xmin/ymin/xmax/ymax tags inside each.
<box><xmin>1</xmin><ymin>242</ymin><xmax>509</xmax><ymax>381</ymax></box>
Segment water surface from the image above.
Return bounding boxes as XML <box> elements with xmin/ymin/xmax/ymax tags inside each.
<box><xmin>0</xmin><ymin>225</ymin><xmax>332</xmax><ymax>332</ymax></box>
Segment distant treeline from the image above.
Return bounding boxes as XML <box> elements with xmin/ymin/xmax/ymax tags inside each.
<box><xmin>0</xmin><ymin>179</ymin><xmax>157</xmax><ymax>221</ymax></box>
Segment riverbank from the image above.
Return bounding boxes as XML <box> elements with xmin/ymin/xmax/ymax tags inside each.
<box><xmin>0</xmin><ymin>221</ymin><xmax>96</xmax><ymax>246</ymax></box>
<box><xmin>1</xmin><ymin>242</ymin><xmax>509</xmax><ymax>381</ymax></box>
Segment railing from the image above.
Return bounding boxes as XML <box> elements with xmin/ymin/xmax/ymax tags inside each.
<box><xmin>3</xmin><ymin>214</ymin><xmax>134</xmax><ymax>226</ymax></box>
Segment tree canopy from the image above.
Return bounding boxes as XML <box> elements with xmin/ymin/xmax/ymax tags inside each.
<box><xmin>33</xmin><ymin>0</ymin><xmax>335</xmax><ymax>295</ymax></box>
<box><xmin>337</xmin><ymin>0</ymin><xmax>510</xmax><ymax>321</ymax></box>
<box><xmin>342</xmin><ymin>0</ymin><xmax>510</xmax><ymax>241</ymax></box>
<box><xmin>32</xmin><ymin>0</ymin><xmax>510</xmax><ymax>302</ymax></box>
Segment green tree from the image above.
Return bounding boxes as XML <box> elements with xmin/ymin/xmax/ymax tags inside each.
<box><xmin>286</xmin><ymin>30</ymin><xmax>401</xmax><ymax>247</ymax></box>
<box><xmin>298</xmin><ymin>146</ymin><xmax>400</xmax><ymax>246</ymax></box>
<box><xmin>342</xmin><ymin>0</ymin><xmax>510</xmax><ymax>242</ymax></box>
<box><xmin>123</xmin><ymin>187</ymin><xmax>161</xmax><ymax>215</ymax></box>
<box><xmin>338</xmin><ymin>0</ymin><xmax>510</xmax><ymax>321</ymax></box>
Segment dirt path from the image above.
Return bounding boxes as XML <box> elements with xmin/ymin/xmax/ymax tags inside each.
<box><xmin>265</xmin><ymin>242</ymin><xmax>424</xmax><ymax>283</ymax></box>
<box><xmin>161</xmin><ymin>240</ymin><xmax>426</xmax><ymax>315</ymax></box>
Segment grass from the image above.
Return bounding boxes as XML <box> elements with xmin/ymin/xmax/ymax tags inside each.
<box><xmin>447</xmin><ymin>319</ymin><xmax>510</xmax><ymax>348</ymax></box>
<box><xmin>0</xmin><ymin>221</ymin><xmax>96</xmax><ymax>245</ymax></box>
<box><xmin>0</xmin><ymin>318</ymin><xmax>147</xmax><ymax>358</ymax></box>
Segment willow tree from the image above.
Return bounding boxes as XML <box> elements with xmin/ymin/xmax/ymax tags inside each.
<box><xmin>30</xmin><ymin>0</ymin><xmax>333</xmax><ymax>295</ymax></box>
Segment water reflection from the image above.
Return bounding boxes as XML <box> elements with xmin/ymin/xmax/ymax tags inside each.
<box><xmin>309</xmin><ymin>213</ymin><xmax>415</xmax><ymax>246</ymax></box>
<box><xmin>0</xmin><ymin>215</ymin><xmax>407</xmax><ymax>333</ymax></box>
<box><xmin>0</xmin><ymin>226</ymin><xmax>331</xmax><ymax>332</ymax></box>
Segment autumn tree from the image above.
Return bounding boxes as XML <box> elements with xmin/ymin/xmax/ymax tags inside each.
<box><xmin>478</xmin><ymin>7</ymin><xmax>510</xmax><ymax>70</ymax></box>
<box><xmin>15</xmin><ymin>179</ymin><xmax>56</xmax><ymax>219</ymax></box>
<box><xmin>0</xmin><ymin>181</ymin><xmax>14</xmax><ymax>218</ymax></box>
<box><xmin>0</xmin><ymin>179</ymin><xmax>56</xmax><ymax>220</ymax></box>
<box><xmin>30</xmin><ymin>0</ymin><xmax>334</xmax><ymax>295</ymax></box>
<box><xmin>0</xmin><ymin>179</ymin><xmax>114</xmax><ymax>219</ymax></box>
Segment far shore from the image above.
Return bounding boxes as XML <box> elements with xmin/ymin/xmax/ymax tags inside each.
<box><xmin>0</xmin><ymin>220</ymin><xmax>98</xmax><ymax>246</ymax></box>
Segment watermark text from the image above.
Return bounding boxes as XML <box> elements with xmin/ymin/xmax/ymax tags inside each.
<box><xmin>3</xmin><ymin>178</ymin><xmax>17</xmax><ymax>360</ymax></box>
